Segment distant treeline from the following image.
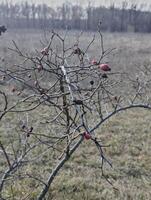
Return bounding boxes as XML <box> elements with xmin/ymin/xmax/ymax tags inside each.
<box><xmin>1</xmin><ymin>1</ymin><xmax>151</xmax><ymax>32</ymax></box>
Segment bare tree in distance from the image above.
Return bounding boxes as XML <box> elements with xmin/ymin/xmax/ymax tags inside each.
<box><xmin>0</xmin><ymin>24</ymin><xmax>151</xmax><ymax>199</ymax></box>
<box><xmin>0</xmin><ymin>1</ymin><xmax>151</xmax><ymax>32</ymax></box>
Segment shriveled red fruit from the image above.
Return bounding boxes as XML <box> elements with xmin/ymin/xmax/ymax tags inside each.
<box><xmin>73</xmin><ymin>48</ymin><xmax>83</xmax><ymax>55</ymax></box>
<box><xmin>83</xmin><ymin>132</ymin><xmax>91</xmax><ymax>140</ymax></box>
<box><xmin>37</xmin><ymin>64</ymin><xmax>43</xmax><ymax>72</ymax></box>
<box><xmin>11</xmin><ymin>87</ymin><xmax>16</xmax><ymax>93</ymax></box>
<box><xmin>113</xmin><ymin>96</ymin><xmax>118</xmax><ymax>101</ymax></box>
<box><xmin>29</xmin><ymin>126</ymin><xmax>33</xmax><ymax>132</ymax></box>
<box><xmin>102</xmin><ymin>73</ymin><xmax>108</xmax><ymax>78</ymax></box>
<box><xmin>99</xmin><ymin>64</ymin><xmax>111</xmax><ymax>71</ymax></box>
<box><xmin>40</xmin><ymin>47</ymin><xmax>49</xmax><ymax>56</ymax></box>
<box><xmin>27</xmin><ymin>133</ymin><xmax>30</xmax><ymax>137</ymax></box>
<box><xmin>21</xmin><ymin>124</ymin><xmax>26</xmax><ymax>129</ymax></box>
<box><xmin>90</xmin><ymin>80</ymin><xmax>94</xmax><ymax>85</ymax></box>
<box><xmin>91</xmin><ymin>59</ymin><xmax>98</xmax><ymax>65</ymax></box>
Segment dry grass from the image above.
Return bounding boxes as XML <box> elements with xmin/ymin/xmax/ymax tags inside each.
<box><xmin>0</xmin><ymin>29</ymin><xmax>151</xmax><ymax>200</ymax></box>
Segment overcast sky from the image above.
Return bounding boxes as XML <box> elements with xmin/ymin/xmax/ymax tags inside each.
<box><xmin>4</xmin><ymin>0</ymin><xmax>151</xmax><ymax>8</ymax></box>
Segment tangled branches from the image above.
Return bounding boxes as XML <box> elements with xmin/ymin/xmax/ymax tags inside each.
<box><xmin>0</xmin><ymin>27</ymin><xmax>151</xmax><ymax>199</ymax></box>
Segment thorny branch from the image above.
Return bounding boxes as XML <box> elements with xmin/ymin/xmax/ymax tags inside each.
<box><xmin>0</xmin><ymin>25</ymin><xmax>151</xmax><ymax>199</ymax></box>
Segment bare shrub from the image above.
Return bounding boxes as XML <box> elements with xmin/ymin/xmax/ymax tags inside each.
<box><xmin>0</xmin><ymin>25</ymin><xmax>151</xmax><ymax>199</ymax></box>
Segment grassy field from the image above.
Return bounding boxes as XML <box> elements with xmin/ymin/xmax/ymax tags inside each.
<box><xmin>0</xmin><ymin>29</ymin><xmax>151</xmax><ymax>200</ymax></box>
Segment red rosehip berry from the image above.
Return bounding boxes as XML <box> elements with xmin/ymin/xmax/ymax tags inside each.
<box><xmin>99</xmin><ymin>64</ymin><xmax>111</xmax><ymax>71</ymax></box>
<box><xmin>37</xmin><ymin>64</ymin><xmax>43</xmax><ymax>72</ymax></box>
<box><xmin>91</xmin><ymin>59</ymin><xmax>98</xmax><ymax>65</ymax></box>
<box><xmin>83</xmin><ymin>132</ymin><xmax>91</xmax><ymax>140</ymax></box>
